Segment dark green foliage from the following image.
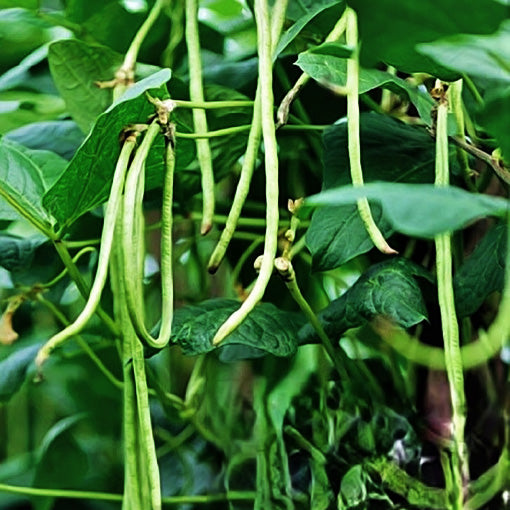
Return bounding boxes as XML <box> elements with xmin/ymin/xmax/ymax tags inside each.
<box><xmin>299</xmin><ymin>258</ymin><xmax>430</xmax><ymax>344</ymax></box>
<box><xmin>42</xmin><ymin>69</ymin><xmax>174</xmax><ymax>227</ymax></box>
<box><xmin>454</xmin><ymin>222</ymin><xmax>507</xmax><ymax>317</ymax></box>
<box><xmin>306</xmin><ymin>114</ymin><xmax>439</xmax><ymax>270</ymax></box>
<box><xmin>171</xmin><ymin>298</ymin><xmax>304</xmax><ymax>360</ymax></box>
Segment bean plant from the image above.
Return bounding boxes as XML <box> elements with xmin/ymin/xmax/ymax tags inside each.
<box><xmin>1</xmin><ymin>0</ymin><xmax>510</xmax><ymax>509</ymax></box>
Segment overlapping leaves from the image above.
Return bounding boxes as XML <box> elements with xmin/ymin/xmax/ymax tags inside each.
<box><xmin>171</xmin><ymin>298</ymin><xmax>305</xmax><ymax>362</ymax></box>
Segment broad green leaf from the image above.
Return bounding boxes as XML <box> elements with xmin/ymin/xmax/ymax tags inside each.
<box><xmin>48</xmin><ymin>39</ymin><xmax>125</xmax><ymax>133</ymax></box>
<box><xmin>171</xmin><ymin>298</ymin><xmax>305</xmax><ymax>360</ymax></box>
<box><xmin>305</xmin><ymin>182</ymin><xmax>509</xmax><ymax>238</ymax></box>
<box><xmin>275</xmin><ymin>1</ymin><xmax>343</xmax><ymax>57</ymax></box>
<box><xmin>0</xmin><ymin>343</ymin><xmax>41</xmax><ymax>402</ymax></box>
<box><xmin>417</xmin><ymin>20</ymin><xmax>510</xmax><ymax>82</ymax></box>
<box><xmin>350</xmin><ymin>0</ymin><xmax>507</xmax><ymax>77</ymax></box>
<box><xmin>322</xmin><ymin>115</ymin><xmax>438</xmax><ymax>188</ymax></box>
<box><xmin>0</xmin><ymin>90</ymin><xmax>66</xmax><ymax>134</ymax></box>
<box><xmin>0</xmin><ymin>234</ymin><xmax>46</xmax><ymax>272</ymax></box>
<box><xmin>299</xmin><ymin>258</ymin><xmax>429</xmax><ymax>344</ymax></box>
<box><xmin>306</xmin><ymin>114</ymin><xmax>438</xmax><ymax>270</ymax></box>
<box><xmin>454</xmin><ymin>223</ymin><xmax>507</xmax><ymax>317</ymax></box>
<box><xmin>308</xmin><ymin>204</ymin><xmax>393</xmax><ymax>271</ymax></box>
<box><xmin>296</xmin><ymin>43</ymin><xmax>434</xmax><ymax>123</ymax></box>
<box><xmin>42</xmin><ymin>69</ymin><xmax>175</xmax><ymax>227</ymax></box>
<box><xmin>5</xmin><ymin>120</ymin><xmax>85</xmax><ymax>160</ymax></box>
<box><xmin>479</xmin><ymin>88</ymin><xmax>510</xmax><ymax>164</ymax></box>
<box><xmin>0</xmin><ymin>137</ymin><xmax>67</xmax><ymax>227</ymax></box>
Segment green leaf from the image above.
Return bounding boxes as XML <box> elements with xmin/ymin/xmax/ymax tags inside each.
<box><xmin>296</xmin><ymin>43</ymin><xmax>434</xmax><ymax>123</ymax></box>
<box><xmin>479</xmin><ymin>87</ymin><xmax>510</xmax><ymax>164</ymax></box>
<box><xmin>417</xmin><ymin>20</ymin><xmax>510</xmax><ymax>82</ymax></box>
<box><xmin>350</xmin><ymin>0</ymin><xmax>507</xmax><ymax>77</ymax></box>
<box><xmin>42</xmin><ymin>69</ymin><xmax>174</xmax><ymax>228</ymax></box>
<box><xmin>0</xmin><ymin>137</ymin><xmax>67</xmax><ymax>227</ymax></box>
<box><xmin>0</xmin><ymin>234</ymin><xmax>46</xmax><ymax>272</ymax></box>
<box><xmin>0</xmin><ymin>343</ymin><xmax>41</xmax><ymax>402</ymax></box>
<box><xmin>48</xmin><ymin>39</ymin><xmax>124</xmax><ymax>133</ymax></box>
<box><xmin>299</xmin><ymin>258</ymin><xmax>430</xmax><ymax>344</ymax></box>
<box><xmin>306</xmin><ymin>114</ymin><xmax>438</xmax><ymax>270</ymax></box>
<box><xmin>275</xmin><ymin>1</ymin><xmax>343</xmax><ymax>57</ymax></box>
<box><xmin>307</xmin><ymin>204</ymin><xmax>393</xmax><ymax>271</ymax></box>
<box><xmin>305</xmin><ymin>182</ymin><xmax>509</xmax><ymax>238</ymax></box>
<box><xmin>454</xmin><ymin>223</ymin><xmax>507</xmax><ymax>317</ymax></box>
<box><xmin>340</xmin><ymin>465</ymin><xmax>367</xmax><ymax>508</ymax></box>
<box><xmin>5</xmin><ymin>120</ymin><xmax>85</xmax><ymax>160</ymax></box>
<box><xmin>171</xmin><ymin>298</ymin><xmax>305</xmax><ymax>360</ymax></box>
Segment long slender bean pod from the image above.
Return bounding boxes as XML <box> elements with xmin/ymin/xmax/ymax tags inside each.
<box><xmin>185</xmin><ymin>0</ymin><xmax>215</xmax><ymax>234</ymax></box>
<box><xmin>207</xmin><ymin>0</ymin><xmax>288</xmax><ymax>273</ymax></box>
<box><xmin>345</xmin><ymin>8</ymin><xmax>396</xmax><ymax>255</ymax></box>
<box><xmin>35</xmin><ymin>137</ymin><xmax>137</xmax><ymax>367</ymax></box>
<box><xmin>211</xmin><ymin>0</ymin><xmax>283</xmax><ymax>345</ymax></box>
<box><xmin>434</xmin><ymin>84</ymin><xmax>467</xmax><ymax>508</ymax></box>
<box><xmin>122</xmin><ymin>121</ymin><xmax>175</xmax><ymax>349</ymax></box>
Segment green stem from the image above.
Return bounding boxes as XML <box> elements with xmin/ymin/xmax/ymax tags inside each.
<box><xmin>0</xmin><ymin>483</ymin><xmax>256</xmax><ymax>504</ymax></box>
<box><xmin>372</xmin><ymin>318</ymin><xmax>507</xmax><ymax>370</ymax></box>
<box><xmin>52</xmin><ymin>240</ymin><xmax>118</xmax><ymax>335</ymax></box>
<box><xmin>211</xmin><ymin>0</ymin><xmax>284</xmax><ymax>345</ymax></box>
<box><xmin>117</xmin><ymin>0</ymin><xmax>166</xmax><ymax>95</ymax></box>
<box><xmin>172</xmin><ymin>99</ymin><xmax>254</xmax><ymax>109</ymax></box>
<box><xmin>0</xmin><ymin>188</ymin><xmax>55</xmax><ymax>240</ymax></box>
<box><xmin>462</xmin><ymin>74</ymin><xmax>484</xmax><ymax>107</ymax></box>
<box><xmin>274</xmin><ymin>258</ymin><xmax>347</xmax><ymax>379</ymax></box>
<box><xmin>35</xmin><ymin>139</ymin><xmax>136</xmax><ymax>367</ymax></box>
<box><xmin>185</xmin><ymin>0</ymin><xmax>215</xmax><ymax>235</ymax></box>
<box><xmin>122</xmin><ymin>122</ymin><xmax>174</xmax><ymax>349</ymax></box>
<box><xmin>434</xmin><ymin>85</ymin><xmax>467</xmax><ymax>507</ymax></box>
<box><xmin>206</xmin><ymin>0</ymin><xmax>288</xmax><ymax>274</ymax></box>
<box><xmin>176</xmin><ymin>125</ymin><xmax>250</xmax><ymax>139</ymax></box>
<box><xmin>42</xmin><ymin>247</ymin><xmax>96</xmax><ymax>288</ymax></box>
<box><xmin>175</xmin><ymin>122</ymin><xmax>327</xmax><ymax>139</ymax></box>
<box><xmin>36</xmin><ymin>295</ymin><xmax>123</xmax><ymax>390</ymax></box>
<box><xmin>230</xmin><ymin>237</ymin><xmax>264</xmax><ymax>287</ymax></box>
<box><xmin>345</xmin><ymin>8</ymin><xmax>396</xmax><ymax>256</ymax></box>
<box><xmin>63</xmin><ymin>239</ymin><xmax>101</xmax><ymax>248</ymax></box>
<box><xmin>450</xmin><ymin>79</ymin><xmax>476</xmax><ymax>191</ymax></box>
